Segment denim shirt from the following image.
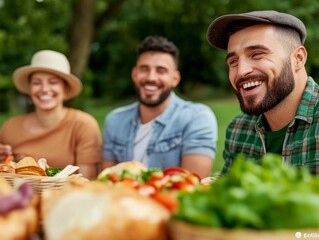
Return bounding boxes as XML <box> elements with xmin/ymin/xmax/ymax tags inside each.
<box><xmin>102</xmin><ymin>92</ymin><xmax>218</xmax><ymax>169</ymax></box>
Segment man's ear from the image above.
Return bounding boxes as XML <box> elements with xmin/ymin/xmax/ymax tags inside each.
<box><xmin>172</xmin><ymin>70</ymin><xmax>181</xmax><ymax>87</ymax></box>
<box><xmin>131</xmin><ymin>67</ymin><xmax>137</xmax><ymax>81</ymax></box>
<box><xmin>293</xmin><ymin>46</ymin><xmax>307</xmax><ymax>71</ymax></box>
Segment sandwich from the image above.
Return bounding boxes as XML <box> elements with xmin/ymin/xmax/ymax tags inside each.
<box><xmin>15</xmin><ymin>157</ymin><xmax>46</xmax><ymax>176</ymax></box>
<box><xmin>0</xmin><ymin>176</ymin><xmax>39</xmax><ymax>240</ymax></box>
<box><xmin>0</xmin><ymin>155</ymin><xmax>15</xmax><ymax>174</ymax></box>
<box><xmin>42</xmin><ymin>179</ymin><xmax>170</xmax><ymax>240</ymax></box>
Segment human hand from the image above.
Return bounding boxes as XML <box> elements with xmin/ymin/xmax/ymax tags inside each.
<box><xmin>0</xmin><ymin>144</ymin><xmax>12</xmax><ymax>162</ymax></box>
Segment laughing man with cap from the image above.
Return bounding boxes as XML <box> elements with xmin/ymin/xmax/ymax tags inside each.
<box><xmin>207</xmin><ymin>10</ymin><xmax>319</xmax><ymax>176</ymax></box>
<box><xmin>0</xmin><ymin>50</ymin><xmax>102</xmax><ymax>179</ymax></box>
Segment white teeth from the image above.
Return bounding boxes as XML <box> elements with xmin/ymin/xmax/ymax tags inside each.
<box><xmin>39</xmin><ymin>95</ymin><xmax>52</xmax><ymax>100</ymax></box>
<box><xmin>144</xmin><ymin>85</ymin><xmax>158</xmax><ymax>91</ymax></box>
<box><xmin>243</xmin><ymin>81</ymin><xmax>262</xmax><ymax>89</ymax></box>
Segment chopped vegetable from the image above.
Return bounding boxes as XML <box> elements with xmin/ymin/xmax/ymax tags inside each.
<box><xmin>97</xmin><ymin>166</ymin><xmax>202</xmax><ymax>212</ymax></box>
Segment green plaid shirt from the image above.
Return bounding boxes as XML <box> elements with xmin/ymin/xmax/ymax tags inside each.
<box><xmin>222</xmin><ymin>77</ymin><xmax>319</xmax><ymax>176</ymax></box>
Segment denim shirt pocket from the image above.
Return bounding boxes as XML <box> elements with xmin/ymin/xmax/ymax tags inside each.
<box><xmin>149</xmin><ymin>133</ymin><xmax>183</xmax><ymax>168</ymax></box>
<box><xmin>153</xmin><ymin>133</ymin><xmax>182</xmax><ymax>153</ymax></box>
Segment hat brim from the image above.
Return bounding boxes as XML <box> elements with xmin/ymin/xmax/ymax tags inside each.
<box><xmin>13</xmin><ymin>66</ymin><xmax>83</xmax><ymax>100</ymax></box>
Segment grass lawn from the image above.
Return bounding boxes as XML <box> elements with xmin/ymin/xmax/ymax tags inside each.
<box><xmin>199</xmin><ymin>98</ymin><xmax>241</xmax><ymax>173</ymax></box>
<box><xmin>0</xmin><ymin>97</ymin><xmax>241</xmax><ymax>174</ymax></box>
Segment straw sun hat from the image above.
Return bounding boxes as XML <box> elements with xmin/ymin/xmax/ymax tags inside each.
<box><xmin>13</xmin><ymin>50</ymin><xmax>83</xmax><ymax>100</ymax></box>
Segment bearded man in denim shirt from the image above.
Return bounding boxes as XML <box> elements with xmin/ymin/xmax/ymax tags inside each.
<box><xmin>102</xmin><ymin>36</ymin><xmax>218</xmax><ymax>178</ymax></box>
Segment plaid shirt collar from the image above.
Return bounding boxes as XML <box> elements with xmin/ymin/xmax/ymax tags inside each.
<box><xmin>256</xmin><ymin>76</ymin><xmax>317</xmax><ymax>128</ymax></box>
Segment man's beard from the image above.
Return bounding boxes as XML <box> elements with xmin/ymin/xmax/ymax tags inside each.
<box><xmin>135</xmin><ymin>86</ymin><xmax>172</xmax><ymax>107</ymax></box>
<box><xmin>235</xmin><ymin>60</ymin><xmax>294</xmax><ymax>116</ymax></box>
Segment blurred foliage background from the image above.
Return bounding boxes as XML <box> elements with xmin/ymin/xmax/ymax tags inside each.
<box><xmin>1</xmin><ymin>0</ymin><xmax>319</xmax><ymax>113</ymax></box>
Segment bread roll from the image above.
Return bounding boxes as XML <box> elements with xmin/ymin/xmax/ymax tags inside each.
<box><xmin>42</xmin><ymin>180</ymin><xmax>170</xmax><ymax>240</ymax></box>
<box><xmin>0</xmin><ymin>163</ymin><xmax>15</xmax><ymax>174</ymax></box>
<box><xmin>98</xmin><ymin>161</ymin><xmax>147</xmax><ymax>178</ymax></box>
<box><xmin>0</xmin><ymin>176</ymin><xmax>39</xmax><ymax>240</ymax></box>
<box><xmin>16</xmin><ymin>157</ymin><xmax>46</xmax><ymax>176</ymax></box>
<box><xmin>0</xmin><ymin>155</ymin><xmax>15</xmax><ymax>174</ymax></box>
<box><xmin>16</xmin><ymin>156</ymin><xmax>38</xmax><ymax>168</ymax></box>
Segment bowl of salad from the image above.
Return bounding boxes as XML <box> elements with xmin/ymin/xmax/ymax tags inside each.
<box><xmin>168</xmin><ymin>154</ymin><xmax>319</xmax><ymax>240</ymax></box>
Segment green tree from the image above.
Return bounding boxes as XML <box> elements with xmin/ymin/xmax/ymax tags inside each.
<box><xmin>1</xmin><ymin>0</ymin><xmax>319</xmax><ymax>111</ymax></box>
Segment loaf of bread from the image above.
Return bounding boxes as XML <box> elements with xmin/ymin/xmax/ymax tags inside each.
<box><xmin>42</xmin><ymin>179</ymin><xmax>170</xmax><ymax>240</ymax></box>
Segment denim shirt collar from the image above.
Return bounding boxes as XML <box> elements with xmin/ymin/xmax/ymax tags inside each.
<box><xmin>130</xmin><ymin>92</ymin><xmax>181</xmax><ymax>127</ymax></box>
<box><xmin>155</xmin><ymin>92</ymin><xmax>181</xmax><ymax>125</ymax></box>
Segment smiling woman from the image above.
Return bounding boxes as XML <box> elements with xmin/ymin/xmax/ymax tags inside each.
<box><xmin>29</xmin><ymin>72</ymin><xmax>66</xmax><ymax>112</ymax></box>
<box><xmin>0</xmin><ymin>50</ymin><xmax>102</xmax><ymax>179</ymax></box>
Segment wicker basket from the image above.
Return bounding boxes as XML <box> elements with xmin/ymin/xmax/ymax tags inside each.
<box><xmin>168</xmin><ymin>220</ymin><xmax>319</xmax><ymax>240</ymax></box>
<box><xmin>0</xmin><ymin>172</ymin><xmax>82</xmax><ymax>196</ymax></box>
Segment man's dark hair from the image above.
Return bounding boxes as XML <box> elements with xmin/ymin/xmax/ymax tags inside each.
<box><xmin>137</xmin><ymin>36</ymin><xmax>179</xmax><ymax>68</ymax></box>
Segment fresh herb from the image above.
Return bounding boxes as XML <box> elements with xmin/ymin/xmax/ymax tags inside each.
<box><xmin>46</xmin><ymin>167</ymin><xmax>62</xmax><ymax>177</ymax></box>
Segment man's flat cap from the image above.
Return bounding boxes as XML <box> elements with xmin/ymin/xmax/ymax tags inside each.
<box><xmin>207</xmin><ymin>10</ymin><xmax>307</xmax><ymax>50</ymax></box>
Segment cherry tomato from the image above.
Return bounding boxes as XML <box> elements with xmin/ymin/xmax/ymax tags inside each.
<box><xmin>119</xmin><ymin>176</ymin><xmax>139</xmax><ymax>188</ymax></box>
<box><xmin>163</xmin><ymin>167</ymin><xmax>190</xmax><ymax>176</ymax></box>
<box><xmin>136</xmin><ymin>184</ymin><xmax>157</xmax><ymax>197</ymax></box>
<box><xmin>108</xmin><ymin>173</ymin><xmax>119</xmax><ymax>183</ymax></box>
<box><xmin>147</xmin><ymin>175</ymin><xmax>171</xmax><ymax>191</ymax></box>
<box><xmin>149</xmin><ymin>172</ymin><xmax>165</xmax><ymax>181</ymax></box>
<box><xmin>152</xmin><ymin>192</ymin><xmax>179</xmax><ymax>213</ymax></box>
<box><xmin>185</xmin><ymin>173</ymin><xmax>201</xmax><ymax>185</ymax></box>
<box><xmin>171</xmin><ymin>180</ymin><xmax>196</xmax><ymax>191</ymax></box>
